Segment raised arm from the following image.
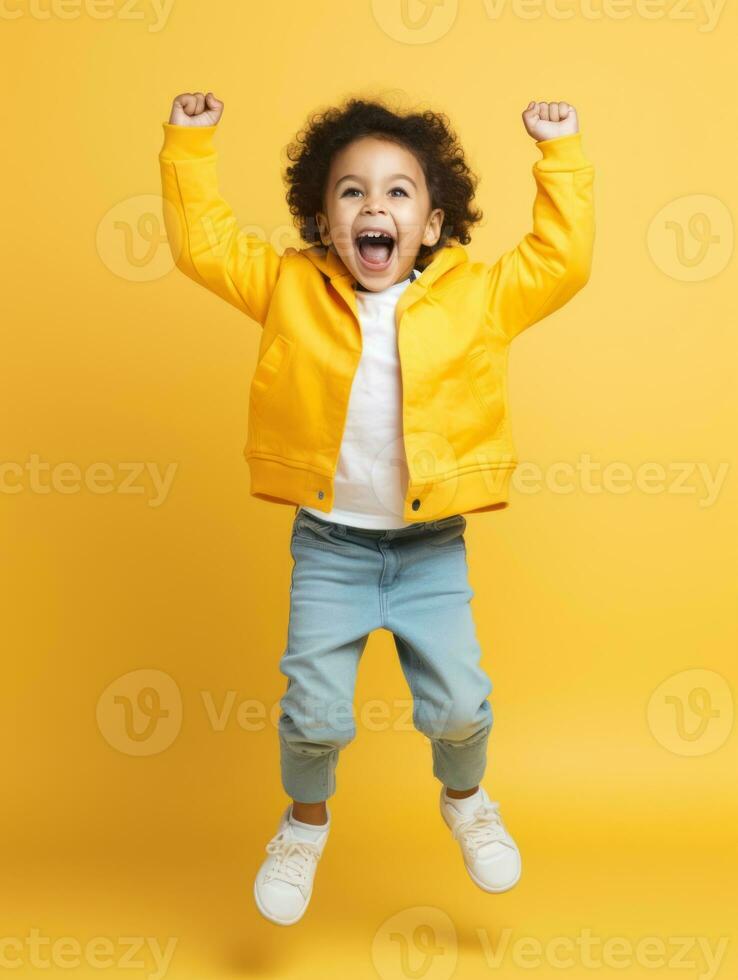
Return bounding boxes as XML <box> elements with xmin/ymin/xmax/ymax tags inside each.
<box><xmin>485</xmin><ymin>101</ymin><xmax>595</xmax><ymax>341</ymax></box>
<box><xmin>159</xmin><ymin>92</ymin><xmax>283</xmax><ymax>327</ymax></box>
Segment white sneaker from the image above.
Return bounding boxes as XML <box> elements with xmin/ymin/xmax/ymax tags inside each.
<box><xmin>253</xmin><ymin>803</ymin><xmax>331</xmax><ymax>926</ymax></box>
<box><xmin>439</xmin><ymin>785</ymin><xmax>521</xmax><ymax>892</ymax></box>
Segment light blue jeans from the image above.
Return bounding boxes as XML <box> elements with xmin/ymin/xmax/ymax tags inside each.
<box><xmin>277</xmin><ymin>508</ymin><xmax>494</xmax><ymax>803</ymax></box>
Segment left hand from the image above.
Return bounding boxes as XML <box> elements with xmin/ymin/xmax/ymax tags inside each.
<box><xmin>522</xmin><ymin>101</ymin><xmax>579</xmax><ymax>142</ymax></box>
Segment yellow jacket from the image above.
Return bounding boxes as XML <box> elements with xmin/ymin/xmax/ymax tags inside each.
<box><xmin>159</xmin><ymin>122</ymin><xmax>595</xmax><ymax>521</ymax></box>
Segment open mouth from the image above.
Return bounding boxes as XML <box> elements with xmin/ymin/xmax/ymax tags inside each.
<box><xmin>355</xmin><ymin>231</ymin><xmax>396</xmax><ymax>270</ymax></box>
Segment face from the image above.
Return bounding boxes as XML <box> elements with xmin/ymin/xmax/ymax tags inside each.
<box><xmin>315</xmin><ymin>135</ymin><xmax>444</xmax><ymax>291</ymax></box>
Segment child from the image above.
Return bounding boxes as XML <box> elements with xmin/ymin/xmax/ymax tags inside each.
<box><xmin>159</xmin><ymin>91</ymin><xmax>594</xmax><ymax>925</ymax></box>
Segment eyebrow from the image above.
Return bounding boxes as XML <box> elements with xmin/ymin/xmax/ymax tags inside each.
<box><xmin>334</xmin><ymin>173</ymin><xmax>417</xmax><ymax>190</ymax></box>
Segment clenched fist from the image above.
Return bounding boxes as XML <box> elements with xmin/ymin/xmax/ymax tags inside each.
<box><xmin>168</xmin><ymin>91</ymin><xmax>224</xmax><ymax>127</ymax></box>
<box><xmin>522</xmin><ymin>101</ymin><xmax>579</xmax><ymax>142</ymax></box>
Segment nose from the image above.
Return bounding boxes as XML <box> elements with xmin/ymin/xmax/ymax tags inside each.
<box><xmin>361</xmin><ymin>198</ymin><xmax>387</xmax><ymax>215</ymax></box>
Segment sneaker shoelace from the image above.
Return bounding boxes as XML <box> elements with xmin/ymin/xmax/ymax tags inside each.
<box><xmin>265</xmin><ymin>833</ymin><xmax>322</xmax><ymax>887</ymax></box>
<box><xmin>452</xmin><ymin>800</ymin><xmax>513</xmax><ymax>855</ymax></box>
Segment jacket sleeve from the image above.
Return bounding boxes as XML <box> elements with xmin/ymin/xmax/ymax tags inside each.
<box><xmin>159</xmin><ymin>122</ymin><xmax>283</xmax><ymax>326</ymax></box>
<box><xmin>485</xmin><ymin>132</ymin><xmax>595</xmax><ymax>341</ymax></box>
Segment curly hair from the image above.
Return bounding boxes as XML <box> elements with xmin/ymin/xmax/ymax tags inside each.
<box><xmin>283</xmin><ymin>96</ymin><xmax>484</xmax><ymax>266</ymax></box>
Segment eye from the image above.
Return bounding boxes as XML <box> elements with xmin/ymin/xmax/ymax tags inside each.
<box><xmin>340</xmin><ymin>186</ymin><xmax>409</xmax><ymax>198</ymax></box>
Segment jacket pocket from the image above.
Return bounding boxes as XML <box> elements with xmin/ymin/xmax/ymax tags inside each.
<box><xmin>465</xmin><ymin>346</ymin><xmax>505</xmax><ymax>437</ymax></box>
<box><xmin>249</xmin><ymin>332</ymin><xmax>293</xmax><ymax>416</ymax></box>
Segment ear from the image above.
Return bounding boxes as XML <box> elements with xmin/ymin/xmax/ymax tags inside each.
<box><xmin>422</xmin><ymin>208</ymin><xmax>445</xmax><ymax>247</ymax></box>
<box><xmin>315</xmin><ymin>211</ymin><xmax>332</xmax><ymax>247</ymax></box>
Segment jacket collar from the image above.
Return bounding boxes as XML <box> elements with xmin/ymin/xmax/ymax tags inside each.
<box><xmin>301</xmin><ymin>241</ymin><xmax>469</xmax><ymax>327</ymax></box>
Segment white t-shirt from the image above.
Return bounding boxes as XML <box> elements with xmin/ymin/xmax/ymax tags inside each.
<box><xmin>300</xmin><ymin>268</ymin><xmax>422</xmax><ymax>530</ymax></box>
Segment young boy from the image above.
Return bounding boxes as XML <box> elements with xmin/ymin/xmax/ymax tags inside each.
<box><xmin>159</xmin><ymin>91</ymin><xmax>595</xmax><ymax>925</ymax></box>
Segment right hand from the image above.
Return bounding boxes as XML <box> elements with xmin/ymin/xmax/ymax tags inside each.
<box><xmin>168</xmin><ymin>91</ymin><xmax>224</xmax><ymax>127</ymax></box>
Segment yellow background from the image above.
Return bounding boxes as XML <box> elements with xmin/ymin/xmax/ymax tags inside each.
<box><xmin>1</xmin><ymin>0</ymin><xmax>736</xmax><ymax>977</ymax></box>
